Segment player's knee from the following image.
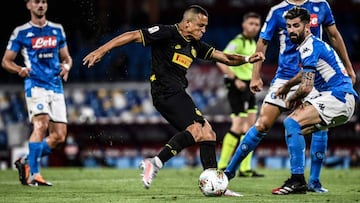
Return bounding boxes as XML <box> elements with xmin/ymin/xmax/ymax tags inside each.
<box><xmin>255</xmin><ymin>120</ymin><xmax>271</xmax><ymax>132</ymax></box>
<box><xmin>187</xmin><ymin>123</ymin><xmax>202</xmax><ymax>141</ymax></box>
<box><xmin>33</xmin><ymin>121</ymin><xmax>49</xmax><ymax>134</ymax></box>
<box><xmin>50</xmin><ymin>131</ymin><xmax>67</xmax><ymax>146</ymax></box>
<box><xmin>187</xmin><ymin>122</ymin><xmax>215</xmax><ymax>142</ymax></box>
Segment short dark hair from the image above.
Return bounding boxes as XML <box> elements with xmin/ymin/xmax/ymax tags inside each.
<box><xmin>185</xmin><ymin>5</ymin><xmax>208</xmax><ymax>17</ymax></box>
<box><xmin>243</xmin><ymin>12</ymin><xmax>261</xmax><ymax>21</ymax></box>
<box><xmin>284</xmin><ymin>7</ymin><xmax>310</xmax><ymax>24</ymax></box>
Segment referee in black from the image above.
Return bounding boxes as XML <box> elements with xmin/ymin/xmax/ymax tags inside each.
<box><xmin>83</xmin><ymin>5</ymin><xmax>264</xmax><ymax>196</ymax></box>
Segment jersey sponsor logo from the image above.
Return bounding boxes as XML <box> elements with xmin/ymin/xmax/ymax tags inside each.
<box><xmin>32</xmin><ymin>36</ymin><xmax>57</xmax><ymax>49</ymax></box>
<box><xmin>172</xmin><ymin>52</ymin><xmax>193</xmax><ymax>68</ymax></box>
<box><xmin>38</xmin><ymin>52</ymin><xmax>54</xmax><ymax>59</ymax></box>
<box><xmin>175</xmin><ymin>44</ymin><xmax>181</xmax><ymax>49</ymax></box>
<box><xmin>148</xmin><ymin>26</ymin><xmax>160</xmax><ymax>34</ymax></box>
<box><xmin>310</xmin><ymin>14</ymin><xmax>318</xmax><ymax>27</ymax></box>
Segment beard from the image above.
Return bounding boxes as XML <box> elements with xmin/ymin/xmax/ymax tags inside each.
<box><xmin>289</xmin><ymin>32</ymin><xmax>305</xmax><ymax>44</ymax></box>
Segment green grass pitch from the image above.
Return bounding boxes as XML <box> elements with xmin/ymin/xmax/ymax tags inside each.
<box><xmin>0</xmin><ymin>167</ymin><xmax>359</xmax><ymax>203</ymax></box>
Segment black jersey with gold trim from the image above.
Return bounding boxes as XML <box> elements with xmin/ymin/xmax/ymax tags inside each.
<box><xmin>140</xmin><ymin>24</ymin><xmax>215</xmax><ymax>97</ymax></box>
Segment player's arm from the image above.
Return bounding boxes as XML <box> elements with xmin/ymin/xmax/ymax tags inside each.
<box><xmin>286</xmin><ymin>70</ymin><xmax>314</xmax><ymax>109</ymax></box>
<box><xmin>211</xmin><ymin>50</ymin><xmax>264</xmax><ymax>66</ymax></box>
<box><xmin>1</xmin><ymin>50</ymin><xmax>30</xmax><ymax>78</ymax></box>
<box><xmin>324</xmin><ymin>24</ymin><xmax>356</xmax><ymax>84</ymax></box>
<box><xmin>59</xmin><ymin>45</ymin><xmax>73</xmax><ymax>82</ymax></box>
<box><xmin>275</xmin><ymin>70</ymin><xmax>302</xmax><ymax>99</ymax></box>
<box><xmin>250</xmin><ymin>38</ymin><xmax>268</xmax><ymax>93</ymax></box>
<box><xmin>83</xmin><ymin>30</ymin><xmax>142</xmax><ymax>67</ymax></box>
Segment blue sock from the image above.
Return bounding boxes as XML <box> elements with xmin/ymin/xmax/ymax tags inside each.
<box><xmin>41</xmin><ymin>139</ymin><xmax>52</xmax><ymax>157</ymax></box>
<box><xmin>309</xmin><ymin>130</ymin><xmax>328</xmax><ymax>183</ymax></box>
<box><xmin>28</xmin><ymin>142</ymin><xmax>43</xmax><ymax>174</ymax></box>
<box><xmin>224</xmin><ymin>126</ymin><xmax>266</xmax><ymax>179</ymax></box>
<box><xmin>284</xmin><ymin>118</ymin><xmax>306</xmax><ymax>175</ymax></box>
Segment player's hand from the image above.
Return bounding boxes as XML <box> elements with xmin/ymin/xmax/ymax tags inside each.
<box><xmin>60</xmin><ymin>63</ymin><xmax>70</xmax><ymax>82</ymax></box>
<box><xmin>275</xmin><ymin>84</ymin><xmax>291</xmax><ymax>100</ymax></box>
<box><xmin>248</xmin><ymin>52</ymin><xmax>265</xmax><ymax>64</ymax></box>
<box><xmin>18</xmin><ymin>67</ymin><xmax>31</xmax><ymax>78</ymax></box>
<box><xmin>285</xmin><ymin>98</ymin><xmax>302</xmax><ymax>110</ymax></box>
<box><xmin>82</xmin><ymin>49</ymin><xmax>105</xmax><ymax>68</ymax></box>
<box><xmin>250</xmin><ymin>78</ymin><xmax>263</xmax><ymax>93</ymax></box>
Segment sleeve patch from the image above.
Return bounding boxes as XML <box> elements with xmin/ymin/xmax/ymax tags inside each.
<box><xmin>148</xmin><ymin>26</ymin><xmax>160</xmax><ymax>34</ymax></box>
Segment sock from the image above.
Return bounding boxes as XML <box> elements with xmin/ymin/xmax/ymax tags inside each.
<box><xmin>157</xmin><ymin>130</ymin><xmax>195</xmax><ymax>164</ymax></box>
<box><xmin>28</xmin><ymin>142</ymin><xmax>43</xmax><ymax>175</ymax></box>
<box><xmin>41</xmin><ymin>138</ymin><xmax>52</xmax><ymax>157</ymax></box>
<box><xmin>291</xmin><ymin>173</ymin><xmax>306</xmax><ymax>183</ymax></box>
<box><xmin>309</xmin><ymin>130</ymin><xmax>328</xmax><ymax>183</ymax></box>
<box><xmin>284</xmin><ymin>117</ymin><xmax>306</xmax><ymax>175</ymax></box>
<box><xmin>217</xmin><ymin>131</ymin><xmax>240</xmax><ymax>169</ymax></box>
<box><xmin>199</xmin><ymin>141</ymin><xmax>217</xmax><ymax>169</ymax></box>
<box><xmin>239</xmin><ymin>135</ymin><xmax>253</xmax><ymax>172</ymax></box>
<box><xmin>153</xmin><ymin>156</ymin><xmax>163</xmax><ymax>168</ymax></box>
<box><xmin>224</xmin><ymin>126</ymin><xmax>266</xmax><ymax>179</ymax></box>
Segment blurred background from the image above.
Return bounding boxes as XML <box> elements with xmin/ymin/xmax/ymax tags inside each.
<box><xmin>0</xmin><ymin>0</ymin><xmax>359</xmax><ymax>170</ymax></box>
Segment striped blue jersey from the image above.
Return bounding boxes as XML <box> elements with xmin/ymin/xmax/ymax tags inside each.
<box><xmin>260</xmin><ymin>0</ymin><xmax>335</xmax><ymax>81</ymax></box>
<box><xmin>299</xmin><ymin>35</ymin><xmax>358</xmax><ymax>102</ymax></box>
<box><xmin>6</xmin><ymin>21</ymin><xmax>67</xmax><ymax>96</ymax></box>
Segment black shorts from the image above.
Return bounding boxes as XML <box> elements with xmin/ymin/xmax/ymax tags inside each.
<box><xmin>225</xmin><ymin>79</ymin><xmax>257</xmax><ymax>115</ymax></box>
<box><xmin>152</xmin><ymin>90</ymin><xmax>204</xmax><ymax>131</ymax></box>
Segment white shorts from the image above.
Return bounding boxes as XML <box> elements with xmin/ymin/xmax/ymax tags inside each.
<box><xmin>25</xmin><ymin>87</ymin><xmax>67</xmax><ymax>123</ymax></box>
<box><xmin>263</xmin><ymin>78</ymin><xmax>299</xmax><ymax>110</ymax></box>
<box><xmin>304</xmin><ymin>91</ymin><xmax>355</xmax><ymax>129</ymax></box>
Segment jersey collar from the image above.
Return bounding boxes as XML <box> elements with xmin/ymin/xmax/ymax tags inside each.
<box><xmin>175</xmin><ymin>24</ymin><xmax>191</xmax><ymax>42</ymax></box>
<box><xmin>28</xmin><ymin>20</ymin><xmax>49</xmax><ymax>28</ymax></box>
<box><xmin>286</xmin><ymin>0</ymin><xmax>309</xmax><ymax>6</ymax></box>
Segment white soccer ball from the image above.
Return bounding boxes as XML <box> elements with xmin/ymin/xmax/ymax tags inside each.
<box><xmin>198</xmin><ymin>169</ymin><xmax>229</xmax><ymax>197</ymax></box>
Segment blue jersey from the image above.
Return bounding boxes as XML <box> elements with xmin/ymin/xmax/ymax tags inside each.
<box><xmin>299</xmin><ymin>35</ymin><xmax>358</xmax><ymax>102</ymax></box>
<box><xmin>6</xmin><ymin>21</ymin><xmax>67</xmax><ymax>96</ymax></box>
<box><xmin>260</xmin><ymin>0</ymin><xmax>335</xmax><ymax>81</ymax></box>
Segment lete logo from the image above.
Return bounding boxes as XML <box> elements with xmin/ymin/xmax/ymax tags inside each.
<box><xmin>32</xmin><ymin>36</ymin><xmax>57</xmax><ymax>49</ymax></box>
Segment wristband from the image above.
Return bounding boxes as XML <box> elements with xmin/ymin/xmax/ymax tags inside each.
<box><xmin>63</xmin><ymin>63</ymin><xmax>70</xmax><ymax>71</ymax></box>
<box><xmin>245</xmin><ymin>56</ymin><xmax>250</xmax><ymax>63</ymax></box>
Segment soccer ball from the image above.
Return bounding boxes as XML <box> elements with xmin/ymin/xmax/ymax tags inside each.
<box><xmin>198</xmin><ymin>169</ymin><xmax>229</xmax><ymax>197</ymax></box>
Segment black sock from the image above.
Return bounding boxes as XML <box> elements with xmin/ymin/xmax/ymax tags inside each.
<box><xmin>157</xmin><ymin>130</ymin><xmax>195</xmax><ymax>164</ymax></box>
<box><xmin>291</xmin><ymin>174</ymin><xmax>306</xmax><ymax>183</ymax></box>
<box><xmin>199</xmin><ymin>141</ymin><xmax>217</xmax><ymax>169</ymax></box>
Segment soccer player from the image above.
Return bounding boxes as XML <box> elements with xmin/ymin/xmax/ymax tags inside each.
<box><xmin>217</xmin><ymin>12</ymin><xmax>264</xmax><ymax>177</ymax></box>
<box><xmin>224</xmin><ymin>0</ymin><xmax>356</xmax><ymax>193</ymax></box>
<box><xmin>2</xmin><ymin>0</ymin><xmax>72</xmax><ymax>186</ymax></box>
<box><xmin>272</xmin><ymin>7</ymin><xmax>358</xmax><ymax>194</ymax></box>
<box><xmin>82</xmin><ymin>5</ymin><xmax>264</xmax><ymax>196</ymax></box>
